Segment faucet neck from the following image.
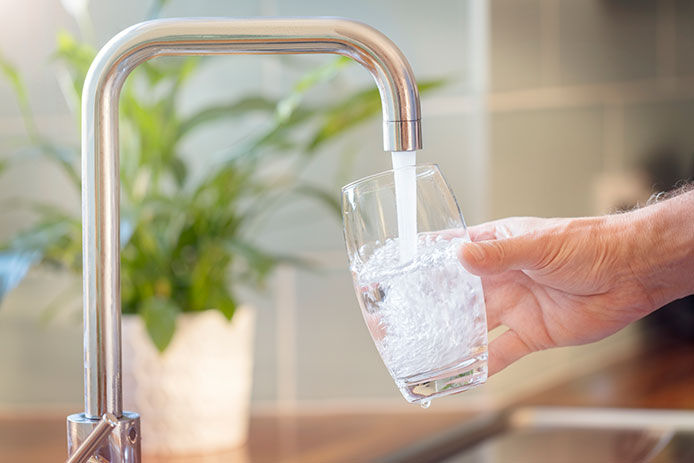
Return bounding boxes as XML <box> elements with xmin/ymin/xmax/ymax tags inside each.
<box><xmin>81</xmin><ymin>17</ymin><xmax>422</xmax><ymax>418</ymax></box>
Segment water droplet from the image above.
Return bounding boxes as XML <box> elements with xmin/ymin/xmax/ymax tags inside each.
<box><xmin>420</xmin><ymin>400</ymin><xmax>431</xmax><ymax>409</ymax></box>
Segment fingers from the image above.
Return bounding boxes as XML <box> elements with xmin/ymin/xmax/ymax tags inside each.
<box><xmin>459</xmin><ymin>234</ymin><xmax>553</xmax><ymax>275</ymax></box>
<box><xmin>485</xmin><ymin>306</ymin><xmax>502</xmax><ymax>332</ymax></box>
<box><xmin>478</xmin><ymin>272</ymin><xmax>519</xmax><ymax>331</ymax></box>
<box><xmin>467</xmin><ymin>222</ymin><xmax>502</xmax><ymax>242</ymax></box>
<box><xmin>462</xmin><ymin>217</ymin><xmax>557</xmax><ymax>275</ymax></box>
<box><xmin>466</xmin><ymin>217</ymin><xmax>549</xmax><ymax>242</ymax></box>
<box><xmin>487</xmin><ymin>329</ymin><xmax>534</xmax><ymax>376</ymax></box>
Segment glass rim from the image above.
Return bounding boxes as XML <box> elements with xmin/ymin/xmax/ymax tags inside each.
<box><xmin>341</xmin><ymin>162</ymin><xmax>440</xmax><ymax>193</ymax></box>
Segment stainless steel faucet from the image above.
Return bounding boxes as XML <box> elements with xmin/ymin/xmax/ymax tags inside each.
<box><xmin>67</xmin><ymin>17</ymin><xmax>422</xmax><ymax>462</ymax></box>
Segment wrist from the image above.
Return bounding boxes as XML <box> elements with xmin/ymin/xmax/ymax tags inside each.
<box><xmin>627</xmin><ymin>190</ymin><xmax>694</xmax><ymax>307</ymax></box>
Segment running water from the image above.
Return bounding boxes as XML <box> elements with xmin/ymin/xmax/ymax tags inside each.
<box><xmin>391</xmin><ymin>151</ymin><xmax>417</xmax><ymax>263</ymax></box>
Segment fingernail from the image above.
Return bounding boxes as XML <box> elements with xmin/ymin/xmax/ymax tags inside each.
<box><xmin>466</xmin><ymin>243</ymin><xmax>486</xmax><ymax>262</ymax></box>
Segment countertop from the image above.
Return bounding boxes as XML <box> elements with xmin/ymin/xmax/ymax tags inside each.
<box><xmin>2</xmin><ymin>338</ymin><xmax>693</xmax><ymax>463</ymax></box>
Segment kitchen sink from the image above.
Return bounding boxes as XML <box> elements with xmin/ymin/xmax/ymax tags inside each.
<box><xmin>381</xmin><ymin>407</ymin><xmax>694</xmax><ymax>463</ymax></box>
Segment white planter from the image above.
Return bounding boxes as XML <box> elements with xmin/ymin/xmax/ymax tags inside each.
<box><xmin>122</xmin><ymin>306</ymin><xmax>255</xmax><ymax>455</ymax></box>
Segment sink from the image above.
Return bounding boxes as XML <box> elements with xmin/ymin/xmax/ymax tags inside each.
<box><xmin>381</xmin><ymin>407</ymin><xmax>694</xmax><ymax>463</ymax></box>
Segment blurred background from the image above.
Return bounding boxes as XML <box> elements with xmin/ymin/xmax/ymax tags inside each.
<box><xmin>0</xmin><ymin>0</ymin><xmax>692</xmax><ymax>423</ymax></box>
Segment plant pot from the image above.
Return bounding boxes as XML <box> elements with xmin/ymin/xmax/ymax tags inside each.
<box><xmin>122</xmin><ymin>306</ymin><xmax>255</xmax><ymax>455</ymax></box>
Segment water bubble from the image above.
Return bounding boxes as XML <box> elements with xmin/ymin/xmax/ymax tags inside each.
<box><xmin>356</xmin><ymin>237</ymin><xmax>487</xmax><ymax>379</ymax></box>
<box><xmin>420</xmin><ymin>400</ymin><xmax>431</xmax><ymax>409</ymax></box>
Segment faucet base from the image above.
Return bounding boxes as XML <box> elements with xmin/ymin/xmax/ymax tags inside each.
<box><xmin>67</xmin><ymin>412</ymin><xmax>140</xmax><ymax>462</ymax></box>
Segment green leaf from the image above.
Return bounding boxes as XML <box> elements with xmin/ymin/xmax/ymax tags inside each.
<box><xmin>226</xmin><ymin>239</ymin><xmax>278</xmax><ymax>281</ymax></box>
<box><xmin>0</xmin><ymin>250</ymin><xmax>41</xmax><ymax>302</ymax></box>
<box><xmin>292</xmin><ymin>183</ymin><xmax>341</xmax><ymax>218</ymax></box>
<box><xmin>215</xmin><ymin>294</ymin><xmax>237</xmax><ymax>321</ymax></box>
<box><xmin>307</xmin><ymin>88</ymin><xmax>381</xmax><ymax>151</ymax></box>
<box><xmin>225</xmin><ymin>238</ymin><xmax>316</xmax><ymax>283</ymax></box>
<box><xmin>170</xmin><ymin>57</ymin><xmax>200</xmax><ymax>88</ymax></box>
<box><xmin>141</xmin><ymin>297</ymin><xmax>179</xmax><ymax>352</ymax></box>
<box><xmin>177</xmin><ymin>96</ymin><xmax>277</xmax><ymax>139</ymax></box>
<box><xmin>0</xmin><ymin>51</ymin><xmax>39</xmax><ymax>140</ymax></box>
<box><xmin>37</xmin><ymin>142</ymin><xmax>80</xmax><ymax>187</ymax></box>
<box><xmin>54</xmin><ymin>29</ymin><xmax>97</xmax><ymax>99</ymax></box>
<box><xmin>14</xmin><ymin>220</ymin><xmax>80</xmax><ymax>272</ymax></box>
<box><xmin>0</xmin><ymin>26</ymin><xmax>451</xmax><ymax>353</ymax></box>
<box><xmin>0</xmin><ymin>52</ymin><xmax>29</xmax><ymax>106</ymax></box>
<box><xmin>276</xmin><ymin>56</ymin><xmax>350</xmax><ymax>122</ymax></box>
<box><xmin>39</xmin><ymin>280</ymin><xmax>81</xmax><ymax>324</ymax></box>
<box><xmin>417</xmin><ymin>78</ymin><xmax>448</xmax><ymax>94</ymax></box>
<box><xmin>306</xmin><ymin>78</ymin><xmax>448</xmax><ymax>152</ymax></box>
<box><xmin>295</xmin><ymin>56</ymin><xmax>350</xmax><ymax>93</ymax></box>
<box><xmin>0</xmin><ymin>209</ymin><xmax>80</xmax><ymax>275</ymax></box>
<box><xmin>169</xmin><ymin>155</ymin><xmax>187</xmax><ymax>187</ymax></box>
<box><xmin>4</xmin><ymin>218</ymin><xmax>77</xmax><ymax>253</ymax></box>
<box><xmin>10</xmin><ymin>141</ymin><xmax>80</xmax><ymax>189</ymax></box>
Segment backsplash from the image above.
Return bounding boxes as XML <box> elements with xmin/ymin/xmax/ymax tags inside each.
<box><xmin>0</xmin><ymin>0</ymin><xmax>692</xmax><ymax>412</ymax></box>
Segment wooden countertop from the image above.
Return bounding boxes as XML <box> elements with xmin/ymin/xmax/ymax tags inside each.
<box><xmin>1</xmin><ymin>410</ymin><xmax>473</xmax><ymax>463</ymax></box>
<box><xmin>3</xmin><ymin>338</ymin><xmax>693</xmax><ymax>462</ymax></box>
<box><xmin>518</xmin><ymin>338</ymin><xmax>694</xmax><ymax>410</ymax></box>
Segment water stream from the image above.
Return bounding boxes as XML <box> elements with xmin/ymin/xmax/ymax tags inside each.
<box><xmin>391</xmin><ymin>151</ymin><xmax>417</xmax><ymax>263</ymax></box>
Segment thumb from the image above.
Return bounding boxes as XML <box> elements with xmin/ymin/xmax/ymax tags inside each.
<box><xmin>459</xmin><ymin>235</ymin><xmax>550</xmax><ymax>275</ymax></box>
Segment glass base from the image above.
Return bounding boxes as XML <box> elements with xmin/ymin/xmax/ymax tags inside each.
<box><xmin>396</xmin><ymin>351</ymin><xmax>488</xmax><ymax>404</ymax></box>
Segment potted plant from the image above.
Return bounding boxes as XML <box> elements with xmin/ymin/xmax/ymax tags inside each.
<box><xmin>0</xmin><ymin>0</ymin><xmax>443</xmax><ymax>455</ymax></box>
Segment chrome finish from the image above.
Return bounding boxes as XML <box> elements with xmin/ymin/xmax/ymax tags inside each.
<box><xmin>384</xmin><ymin>120</ymin><xmax>421</xmax><ymax>153</ymax></box>
<box><xmin>66</xmin><ymin>413</ymin><xmax>118</xmax><ymax>463</ymax></box>
<box><xmin>67</xmin><ymin>413</ymin><xmax>140</xmax><ymax>463</ymax></box>
<box><xmin>71</xmin><ymin>16</ymin><xmax>422</xmax><ymax>462</ymax></box>
<box><xmin>80</xmin><ymin>16</ymin><xmax>422</xmax><ymax>421</ymax></box>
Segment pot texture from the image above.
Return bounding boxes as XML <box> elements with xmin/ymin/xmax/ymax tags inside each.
<box><xmin>122</xmin><ymin>307</ymin><xmax>255</xmax><ymax>455</ymax></box>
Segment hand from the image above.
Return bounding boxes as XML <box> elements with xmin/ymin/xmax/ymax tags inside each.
<box><xmin>457</xmin><ymin>205</ymin><xmax>690</xmax><ymax>376</ymax></box>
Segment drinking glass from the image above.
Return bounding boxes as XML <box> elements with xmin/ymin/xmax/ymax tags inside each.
<box><xmin>342</xmin><ymin>164</ymin><xmax>488</xmax><ymax>404</ymax></box>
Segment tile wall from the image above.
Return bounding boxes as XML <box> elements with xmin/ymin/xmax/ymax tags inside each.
<box><xmin>0</xmin><ymin>0</ymin><xmax>692</xmax><ymax>411</ymax></box>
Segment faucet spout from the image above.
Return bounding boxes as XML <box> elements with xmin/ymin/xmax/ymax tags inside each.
<box><xmin>71</xmin><ymin>16</ymin><xmax>422</xmax><ymax>463</ymax></box>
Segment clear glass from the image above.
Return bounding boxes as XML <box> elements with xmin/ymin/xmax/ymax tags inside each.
<box><xmin>342</xmin><ymin>164</ymin><xmax>488</xmax><ymax>404</ymax></box>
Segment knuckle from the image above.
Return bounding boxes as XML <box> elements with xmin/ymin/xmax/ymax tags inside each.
<box><xmin>485</xmin><ymin>240</ymin><xmax>507</xmax><ymax>268</ymax></box>
<box><xmin>536</xmin><ymin>237</ymin><xmax>562</xmax><ymax>269</ymax></box>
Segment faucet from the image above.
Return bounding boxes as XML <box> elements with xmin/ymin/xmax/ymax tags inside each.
<box><xmin>66</xmin><ymin>17</ymin><xmax>422</xmax><ymax>462</ymax></box>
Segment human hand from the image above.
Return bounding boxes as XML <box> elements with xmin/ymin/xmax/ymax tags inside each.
<box><xmin>458</xmin><ymin>192</ymin><xmax>694</xmax><ymax>376</ymax></box>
